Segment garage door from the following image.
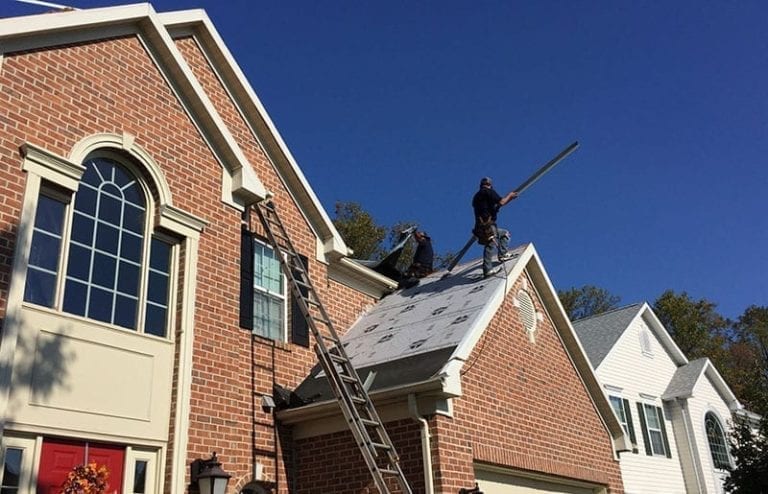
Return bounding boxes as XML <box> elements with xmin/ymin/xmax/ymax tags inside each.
<box><xmin>475</xmin><ymin>468</ymin><xmax>597</xmax><ymax>494</ymax></box>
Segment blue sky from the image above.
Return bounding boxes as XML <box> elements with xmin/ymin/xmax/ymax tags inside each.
<box><xmin>4</xmin><ymin>0</ymin><xmax>767</xmax><ymax>320</ymax></box>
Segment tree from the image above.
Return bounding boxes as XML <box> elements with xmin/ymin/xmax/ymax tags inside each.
<box><xmin>652</xmin><ymin>290</ymin><xmax>729</xmax><ymax>362</ymax></box>
<box><xmin>724</xmin><ymin>413</ymin><xmax>768</xmax><ymax>493</ymax></box>
<box><xmin>332</xmin><ymin>201</ymin><xmax>387</xmax><ymax>260</ymax></box>
<box><xmin>729</xmin><ymin>306</ymin><xmax>768</xmax><ymax>415</ymax></box>
<box><xmin>558</xmin><ymin>285</ymin><xmax>621</xmax><ymax>321</ymax></box>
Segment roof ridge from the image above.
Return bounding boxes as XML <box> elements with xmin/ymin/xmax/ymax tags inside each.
<box><xmin>572</xmin><ymin>302</ymin><xmax>642</xmax><ymax>324</ymax></box>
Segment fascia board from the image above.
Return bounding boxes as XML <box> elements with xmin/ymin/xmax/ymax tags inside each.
<box><xmin>0</xmin><ymin>3</ymin><xmax>152</xmax><ymax>38</ymax></box>
<box><xmin>327</xmin><ymin>258</ymin><xmax>399</xmax><ymax>299</ymax></box>
<box><xmin>639</xmin><ymin>303</ymin><xmax>689</xmax><ymax>365</ymax></box>
<box><xmin>702</xmin><ymin>361</ymin><xmax>740</xmax><ymax>408</ymax></box>
<box><xmin>277</xmin><ymin>376</ymin><xmax>450</xmax><ymax>425</ymax></box>
<box><xmin>158</xmin><ymin>10</ymin><xmax>349</xmax><ymax>259</ymax></box>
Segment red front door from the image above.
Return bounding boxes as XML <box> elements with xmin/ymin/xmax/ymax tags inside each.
<box><xmin>38</xmin><ymin>438</ymin><xmax>125</xmax><ymax>494</ymax></box>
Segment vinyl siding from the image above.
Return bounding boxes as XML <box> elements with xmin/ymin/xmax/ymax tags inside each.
<box><xmin>687</xmin><ymin>375</ymin><xmax>734</xmax><ymax>493</ymax></box>
<box><xmin>595</xmin><ymin>315</ymin><xmax>687</xmax><ymax>494</ymax></box>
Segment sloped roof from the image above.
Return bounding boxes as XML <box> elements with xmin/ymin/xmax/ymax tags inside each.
<box><xmin>295</xmin><ymin>244</ymin><xmax>529</xmax><ymax>403</ymax></box>
<box><xmin>663</xmin><ymin>358</ymin><xmax>709</xmax><ymax>399</ymax></box>
<box><xmin>285</xmin><ymin>243</ymin><xmax>630</xmax><ymax>452</ymax></box>
<box><xmin>572</xmin><ymin>304</ymin><xmax>644</xmax><ymax>367</ymax></box>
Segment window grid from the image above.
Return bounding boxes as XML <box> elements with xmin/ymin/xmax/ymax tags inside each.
<box><xmin>63</xmin><ymin>158</ymin><xmax>146</xmax><ymax>329</ymax></box>
<box><xmin>643</xmin><ymin>404</ymin><xmax>666</xmax><ymax>456</ymax></box>
<box><xmin>705</xmin><ymin>413</ymin><xmax>730</xmax><ymax>469</ymax></box>
<box><xmin>252</xmin><ymin>241</ymin><xmax>285</xmax><ymax>341</ymax></box>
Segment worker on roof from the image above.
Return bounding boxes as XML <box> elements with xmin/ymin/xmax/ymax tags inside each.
<box><xmin>405</xmin><ymin>230</ymin><xmax>434</xmax><ymax>279</ymax></box>
<box><xmin>472</xmin><ymin>176</ymin><xmax>518</xmax><ymax>278</ymax></box>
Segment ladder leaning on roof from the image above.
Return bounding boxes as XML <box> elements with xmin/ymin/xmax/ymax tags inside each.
<box><xmin>254</xmin><ymin>199</ymin><xmax>413</xmax><ymax>494</ymax></box>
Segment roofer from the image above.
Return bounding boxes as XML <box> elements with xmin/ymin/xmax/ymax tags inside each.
<box><xmin>472</xmin><ymin>176</ymin><xmax>518</xmax><ymax>278</ymax></box>
<box><xmin>405</xmin><ymin>230</ymin><xmax>434</xmax><ymax>279</ymax></box>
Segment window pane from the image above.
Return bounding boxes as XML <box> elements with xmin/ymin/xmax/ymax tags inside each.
<box><xmin>650</xmin><ymin>430</ymin><xmax>665</xmax><ymax>455</ymax></box>
<box><xmin>114</xmin><ymin>295</ymin><xmax>138</xmax><ymax>330</ymax></box>
<box><xmin>67</xmin><ymin>244</ymin><xmax>92</xmax><ymax>282</ymax></box>
<box><xmin>63</xmin><ymin>279</ymin><xmax>87</xmax><ymax>315</ymax></box>
<box><xmin>117</xmin><ymin>261</ymin><xmax>140</xmax><ymax>296</ymax></box>
<box><xmin>149</xmin><ymin>238</ymin><xmax>170</xmax><ymax>272</ymax></box>
<box><xmin>254</xmin><ymin>292</ymin><xmax>283</xmax><ymax>340</ymax></box>
<box><xmin>75</xmin><ymin>184</ymin><xmax>97</xmax><ymax>216</ymax></box>
<box><xmin>88</xmin><ymin>287</ymin><xmax>113</xmax><ymax>323</ymax></box>
<box><xmin>29</xmin><ymin>231</ymin><xmax>60</xmax><ymax>271</ymax></box>
<box><xmin>609</xmin><ymin>396</ymin><xmax>625</xmax><ymax>423</ymax></box>
<box><xmin>706</xmin><ymin>413</ymin><xmax>730</xmax><ymax>469</ymax></box>
<box><xmin>71</xmin><ymin>212</ymin><xmax>95</xmax><ymax>245</ymax></box>
<box><xmin>645</xmin><ymin>405</ymin><xmax>660</xmax><ymax>429</ymax></box>
<box><xmin>97</xmin><ymin>192</ymin><xmax>122</xmax><ymax>225</ymax></box>
<box><xmin>123</xmin><ymin>204</ymin><xmax>145</xmax><ymax>234</ymax></box>
<box><xmin>147</xmin><ymin>272</ymin><xmax>169</xmax><ymax>305</ymax></box>
<box><xmin>120</xmin><ymin>232</ymin><xmax>143</xmax><ymax>263</ymax></box>
<box><xmin>92</xmin><ymin>253</ymin><xmax>117</xmax><ymax>289</ymax></box>
<box><xmin>24</xmin><ymin>269</ymin><xmax>57</xmax><ymax>307</ymax></box>
<box><xmin>133</xmin><ymin>460</ymin><xmax>148</xmax><ymax>493</ymax></box>
<box><xmin>35</xmin><ymin>195</ymin><xmax>66</xmax><ymax>235</ymax></box>
<box><xmin>95</xmin><ymin>222</ymin><xmax>119</xmax><ymax>255</ymax></box>
<box><xmin>144</xmin><ymin>304</ymin><xmax>167</xmax><ymax>338</ymax></box>
<box><xmin>2</xmin><ymin>448</ymin><xmax>22</xmax><ymax>489</ymax></box>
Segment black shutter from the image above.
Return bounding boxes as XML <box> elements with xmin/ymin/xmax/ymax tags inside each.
<box><xmin>239</xmin><ymin>227</ymin><xmax>254</xmax><ymax>330</ymax></box>
<box><xmin>290</xmin><ymin>254</ymin><xmax>309</xmax><ymax>347</ymax></box>
<box><xmin>657</xmin><ymin>405</ymin><xmax>672</xmax><ymax>458</ymax></box>
<box><xmin>637</xmin><ymin>402</ymin><xmax>652</xmax><ymax>456</ymax></box>
<box><xmin>623</xmin><ymin>398</ymin><xmax>637</xmax><ymax>451</ymax></box>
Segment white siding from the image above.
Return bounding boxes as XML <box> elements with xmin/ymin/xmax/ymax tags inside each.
<box><xmin>596</xmin><ymin>315</ymin><xmax>687</xmax><ymax>494</ymax></box>
<box><xmin>687</xmin><ymin>374</ymin><xmax>735</xmax><ymax>493</ymax></box>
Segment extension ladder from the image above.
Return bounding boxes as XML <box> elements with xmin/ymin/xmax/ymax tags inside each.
<box><xmin>255</xmin><ymin>200</ymin><xmax>413</xmax><ymax>494</ymax></box>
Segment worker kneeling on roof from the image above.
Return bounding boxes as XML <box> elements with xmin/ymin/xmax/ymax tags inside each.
<box><xmin>405</xmin><ymin>230</ymin><xmax>434</xmax><ymax>279</ymax></box>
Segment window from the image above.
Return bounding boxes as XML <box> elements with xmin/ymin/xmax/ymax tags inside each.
<box><xmin>637</xmin><ymin>402</ymin><xmax>671</xmax><ymax>457</ymax></box>
<box><xmin>705</xmin><ymin>412</ymin><xmax>730</xmax><ymax>470</ymax></box>
<box><xmin>23</xmin><ymin>154</ymin><xmax>175</xmax><ymax>337</ymax></box>
<box><xmin>252</xmin><ymin>241</ymin><xmax>286</xmax><ymax>340</ymax></box>
<box><xmin>1</xmin><ymin>447</ymin><xmax>23</xmax><ymax>493</ymax></box>
<box><xmin>132</xmin><ymin>460</ymin><xmax>148</xmax><ymax>493</ymax></box>
<box><xmin>609</xmin><ymin>396</ymin><xmax>637</xmax><ymax>450</ymax></box>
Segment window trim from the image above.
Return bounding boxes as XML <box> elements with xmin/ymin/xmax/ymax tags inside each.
<box><xmin>637</xmin><ymin>401</ymin><xmax>672</xmax><ymax>458</ymax></box>
<box><xmin>251</xmin><ymin>238</ymin><xmax>288</xmax><ymax>341</ymax></box>
<box><xmin>704</xmin><ymin>410</ymin><xmax>731</xmax><ymax>471</ymax></box>
<box><xmin>0</xmin><ymin>436</ymin><xmax>38</xmax><ymax>493</ymax></box>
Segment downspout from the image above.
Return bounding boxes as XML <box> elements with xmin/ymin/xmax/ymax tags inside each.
<box><xmin>408</xmin><ymin>394</ymin><xmax>434</xmax><ymax>494</ymax></box>
<box><xmin>678</xmin><ymin>398</ymin><xmax>704</xmax><ymax>493</ymax></box>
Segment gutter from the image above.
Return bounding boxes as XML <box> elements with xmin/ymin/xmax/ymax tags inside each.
<box><xmin>408</xmin><ymin>394</ymin><xmax>434</xmax><ymax>494</ymax></box>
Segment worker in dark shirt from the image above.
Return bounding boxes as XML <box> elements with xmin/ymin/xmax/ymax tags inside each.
<box><xmin>472</xmin><ymin>176</ymin><xmax>518</xmax><ymax>278</ymax></box>
<box><xmin>406</xmin><ymin>230</ymin><xmax>434</xmax><ymax>278</ymax></box>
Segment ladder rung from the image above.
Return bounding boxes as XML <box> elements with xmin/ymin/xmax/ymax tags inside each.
<box><xmin>340</xmin><ymin>374</ymin><xmax>358</xmax><ymax>384</ymax></box>
<box><xmin>350</xmin><ymin>396</ymin><xmax>367</xmax><ymax>405</ymax></box>
<box><xmin>359</xmin><ymin>418</ymin><xmax>380</xmax><ymax>427</ymax></box>
<box><xmin>378</xmin><ymin>468</ymin><xmax>399</xmax><ymax>475</ymax></box>
<box><xmin>370</xmin><ymin>442</ymin><xmax>391</xmax><ymax>451</ymax></box>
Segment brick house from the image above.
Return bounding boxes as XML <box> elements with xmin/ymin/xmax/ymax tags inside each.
<box><xmin>0</xmin><ymin>4</ymin><xmax>627</xmax><ymax>493</ymax></box>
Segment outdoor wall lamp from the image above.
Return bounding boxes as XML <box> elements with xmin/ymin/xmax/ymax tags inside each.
<box><xmin>191</xmin><ymin>452</ymin><xmax>231</xmax><ymax>494</ymax></box>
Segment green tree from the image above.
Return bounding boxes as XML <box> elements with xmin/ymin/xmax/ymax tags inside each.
<box><xmin>724</xmin><ymin>413</ymin><xmax>768</xmax><ymax>493</ymax></box>
<box><xmin>652</xmin><ymin>290</ymin><xmax>729</xmax><ymax>362</ymax></box>
<box><xmin>332</xmin><ymin>201</ymin><xmax>387</xmax><ymax>260</ymax></box>
<box><xmin>557</xmin><ymin>285</ymin><xmax>621</xmax><ymax>321</ymax></box>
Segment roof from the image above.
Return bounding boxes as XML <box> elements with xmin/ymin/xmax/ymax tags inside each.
<box><xmin>295</xmin><ymin>243</ymin><xmax>530</xmax><ymax>403</ymax></box>
<box><xmin>663</xmin><ymin>358</ymin><xmax>709</xmax><ymax>399</ymax></box>
<box><xmin>285</xmin><ymin>243</ymin><xmax>631</xmax><ymax>452</ymax></box>
<box><xmin>571</xmin><ymin>304</ymin><xmax>644</xmax><ymax>367</ymax></box>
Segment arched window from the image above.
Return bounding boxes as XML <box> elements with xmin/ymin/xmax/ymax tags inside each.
<box><xmin>705</xmin><ymin>412</ymin><xmax>730</xmax><ymax>470</ymax></box>
<box><xmin>24</xmin><ymin>152</ymin><xmax>175</xmax><ymax>337</ymax></box>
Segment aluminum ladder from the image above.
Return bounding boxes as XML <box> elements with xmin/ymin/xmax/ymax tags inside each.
<box><xmin>255</xmin><ymin>199</ymin><xmax>413</xmax><ymax>494</ymax></box>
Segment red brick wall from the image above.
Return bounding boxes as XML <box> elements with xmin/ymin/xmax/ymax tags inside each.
<box><xmin>0</xmin><ymin>32</ymin><xmax>377</xmax><ymax>492</ymax></box>
<box><xmin>434</xmin><ymin>272</ymin><xmax>624</xmax><ymax>493</ymax></box>
<box><xmin>293</xmin><ymin>418</ymin><xmax>425</xmax><ymax>494</ymax></box>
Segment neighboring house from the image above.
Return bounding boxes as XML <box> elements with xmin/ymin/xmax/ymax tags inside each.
<box><xmin>572</xmin><ymin>304</ymin><xmax>743</xmax><ymax>494</ymax></box>
<box><xmin>0</xmin><ymin>4</ymin><xmax>628</xmax><ymax>494</ymax></box>
<box><xmin>280</xmin><ymin>243</ymin><xmax>629</xmax><ymax>493</ymax></box>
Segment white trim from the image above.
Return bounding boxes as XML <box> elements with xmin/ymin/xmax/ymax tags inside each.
<box><xmin>0</xmin><ymin>435</ymin><xmax>37</xmax><ymax>492</ymax></box>
<box><xmin>21</xmin><ymin>143</ymin><xmax>85</xmax><ymax>191</ymax></box>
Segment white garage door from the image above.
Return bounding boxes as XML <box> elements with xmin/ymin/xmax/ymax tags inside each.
<box><xmin>475</xmin><ymin>469</ymin><xmax>598</xmax><ymax>494</ymax></box>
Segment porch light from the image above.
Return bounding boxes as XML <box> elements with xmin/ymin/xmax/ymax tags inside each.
<box><xmin>191</xmin><ymin>452</ymin><xmax>231</xmax><ymax>494</ymax></box>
